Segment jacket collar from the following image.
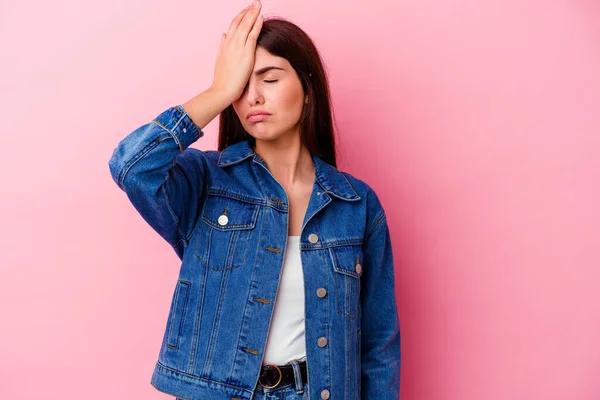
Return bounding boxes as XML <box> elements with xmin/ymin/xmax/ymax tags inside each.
<box><xmin>217</xmin><ymin>140</ymin><xmax>361</xmax><ymax>201</ymax></box>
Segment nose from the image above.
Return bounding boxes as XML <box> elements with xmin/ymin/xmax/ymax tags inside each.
<box><xmin>245</xmin><ymin>80</ymin><xmax>264</xmax><ymax>105</ymax></box>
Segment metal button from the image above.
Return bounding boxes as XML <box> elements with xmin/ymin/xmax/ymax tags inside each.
<box><xmin>183</xmin><ymin>127</ymin><xmax>187</xmax><ymax>133</ymax></box>
<box><xmin>317</xmin><ymin>337</ymin><xmax>328</xmax><ymax>347</ymax></box>
<box><xmin>320</xmin><ymin>389</ymin><xmax>330</xmax><ymax>399</ymax></box>
<box><xmin>308</xmin><ymin>233</ymin><xmax>319</xmax><ymax>243</ymax></box>
<box><xmin>316</xmin><ymin>288</ymin><xmax>327</xmax><ymax>298</ymax></box>
<box><xmin>355</xmin><ymin>263</ymin><xmax>362</xmax><ymax>274</ymax></box>
<box><xmin>218</xmin><ymin>214</ymin><xmax>229</xmax><ymax>226</ymax></box>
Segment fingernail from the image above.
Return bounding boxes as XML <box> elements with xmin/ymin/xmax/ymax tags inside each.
<box><xmin>252</xmin><ymin>0</ymin><xmax>260</xmax><ymax>7</ymax></box>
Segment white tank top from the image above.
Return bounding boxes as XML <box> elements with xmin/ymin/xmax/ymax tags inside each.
<box><xmin>262</xmin><ymin>236</ymin><xmax>307</xmax><ymax>365</ymax></box>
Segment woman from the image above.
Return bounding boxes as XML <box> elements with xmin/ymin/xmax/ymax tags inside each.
<box><xmin>108</xmin><ymin>1</ymin><xmax>401</xmax><ymax>399</ymax></box>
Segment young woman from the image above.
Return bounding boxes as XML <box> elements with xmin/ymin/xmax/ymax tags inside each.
<box><xmin>108</xmin><ymin>1</ymin><xmax>401</xmax><ymax>399</ymax></box>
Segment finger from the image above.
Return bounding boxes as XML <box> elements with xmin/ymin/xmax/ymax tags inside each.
<box><xmin>246</xmin><ymin>14</ymin><xmax>263</xmax><ymax>48</ymax></box>
<box><xmin>236</xmin><ymin>2</ymin><xmax>262</xmax><ymax>40</ymax></box>
<box><xmin>216</xmin><ymin>32</ymin><xmax>226</xmax><ymax>57</ymax></box>
<box><xmin>227</xmin><ymin>6</ymin><xmax>251</xmax><ymax>37</ymax></box>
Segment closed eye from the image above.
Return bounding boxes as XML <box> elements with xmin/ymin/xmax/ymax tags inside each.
<box><xmin>243</xmin><ymin>80</ymin><xmax>277</xmax><ymax>91</ymax></box>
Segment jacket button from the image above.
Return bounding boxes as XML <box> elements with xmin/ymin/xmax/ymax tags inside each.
<box><xmin>316</xmin><ymin>288</ymin><xmax>327</xmax><ymax>298</ymax></box>
<box><xmin>218</xmin><ymin>214</ymin><xmax>229</xmax><ymax>226</ymax></box>
<box><xmin>320</xmin><ymin>389</ymin><xmax>330</xmax><ymax>399</ymax></box>
<box><xmin>308</xmin><ymin>233</ymin><xmax>319</xmax><ymax>243</ymax></box>
<box><xmin>355</xmin><ymin>263</ymin><xmax>362</xmax><ymax>274</ymax></box>
<box><xmin>317</xmin><ymin>337</ymin><xmax>328</xmax><ymax>347</ymax></box>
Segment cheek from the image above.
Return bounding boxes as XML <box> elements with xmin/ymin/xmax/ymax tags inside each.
<box><xmin>232</xmin><ymin>103</ymin><xmax>242</xmax><ymax>118</ymax></box>
<box><xmin>273</xmin><ymin>87</ymin><xmax>304</xmax><ymax>119</ymax></box>
<box><xmin>232</xmin><ymin>104</ymin><xmax>248</xmax><ymax>126</ymax></box>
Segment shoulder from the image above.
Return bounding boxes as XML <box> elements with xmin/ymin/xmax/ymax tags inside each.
<box><xmin>337</xmin><ymin>170</ymin><xmax>387</xmax><ymax>227</ymax></box>
<box><xmin>338</xmin><ymin>170</ymin><xmax>384</xmax><ymax>208</ymax></box>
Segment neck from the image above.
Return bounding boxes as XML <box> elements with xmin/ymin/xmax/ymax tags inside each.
<box><xmin>252</xmin><ymin>134</ymin><xmax>315</xmax><ymax>187</ymax></box>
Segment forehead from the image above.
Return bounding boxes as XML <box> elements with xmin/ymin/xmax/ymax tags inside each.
<box><xmin>253</xmin><ymin>47</ymin><xmax>290</xmax><ymax>70</ymax></box>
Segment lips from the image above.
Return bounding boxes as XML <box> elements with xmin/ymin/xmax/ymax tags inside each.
<box><xmin>247</xmin><ymin>112</ymin><xmax>271</xmax><ymax>123</ymax></box>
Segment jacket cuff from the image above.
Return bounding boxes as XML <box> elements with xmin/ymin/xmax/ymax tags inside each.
<box><xmin>152</xmin><ymin>105</ymin><xmax>204</xmax><ymax>152</ymax></box>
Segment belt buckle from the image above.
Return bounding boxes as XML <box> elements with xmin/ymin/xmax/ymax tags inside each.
<box><xmin>258</xmin><ymin>364</ymin><xmax>282</xmax><ymax>389</ymax></box>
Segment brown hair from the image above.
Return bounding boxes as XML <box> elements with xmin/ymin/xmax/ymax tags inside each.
<box><xmin>218</xmin><ymin>17</ymin><xmax>338</xmax><ymax>168</ymax></box>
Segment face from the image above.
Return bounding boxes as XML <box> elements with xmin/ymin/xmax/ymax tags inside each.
<box><xmin>232</xmin><ymin>47</ymin><xmax>308</xmax><ymax>142</ymax></box>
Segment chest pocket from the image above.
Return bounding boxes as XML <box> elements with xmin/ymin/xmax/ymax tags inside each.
<box><xmin>329</xmin><ymin>244</ymin><xmax>363</xmax><ymax>319</ymax></box>
<box><xmin>196</xmin><ymin>193</ymin><xmax>259</xmax><ymax>271</ymax></box>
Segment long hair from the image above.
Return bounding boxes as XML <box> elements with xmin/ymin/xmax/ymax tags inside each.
<box><xmin>218</xmin><ymin>17</ymin><xmax>338</xmax><ymax>168</ymax></box>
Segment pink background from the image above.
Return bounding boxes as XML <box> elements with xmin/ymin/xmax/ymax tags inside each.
<box><xmin>1</xmin><ymin>0</ymin><xmax>599</xmax><ymax>399</ymax></box>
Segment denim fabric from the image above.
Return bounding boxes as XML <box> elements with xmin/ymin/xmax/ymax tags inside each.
<box><xmin>251</xmin><ymin>382</ymin><xmax>309</xmax><ymax>400</ymax></box>
<box><xmin>108</xmin><ymin>105</ymin><xmax>401</xmax><ymax>399</ymax></box>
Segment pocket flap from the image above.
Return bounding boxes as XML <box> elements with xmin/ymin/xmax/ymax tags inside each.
<box><xmin>201</xmin><ymin>194</ymin><xmax>259</xmax><ymax>231</ymax></box>
<box><xmin>330</xmin><ymin>245</ymin><xmax>363</xmax><ymax>279</ymax></box>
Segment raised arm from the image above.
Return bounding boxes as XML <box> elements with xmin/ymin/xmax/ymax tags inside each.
<box><xmin>107</xmin><ymin>92</ymin><xmax>226</xmax><ymax>259</ymax></box>
<box><xmin>108</xmin><ymin>0</ymin><xmax>265</xmax><ymax>259</ymax></box>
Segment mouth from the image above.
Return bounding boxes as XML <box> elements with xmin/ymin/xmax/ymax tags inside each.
<box><xmin>247</xmin><ymin>113</ymin><xmax>271</xmax><ymax>123</ymax></box>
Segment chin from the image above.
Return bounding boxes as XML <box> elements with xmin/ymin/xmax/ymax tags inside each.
<box><xmin>246</xmin><ymin>126</ymin><xmax>281</xmax><ymax>141</ymax></box>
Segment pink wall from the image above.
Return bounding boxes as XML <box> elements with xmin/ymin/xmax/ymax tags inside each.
<box><xmin>1</xmin><ymin>0</ymin><xmax>599</xmax><ymax>399</ymax></box>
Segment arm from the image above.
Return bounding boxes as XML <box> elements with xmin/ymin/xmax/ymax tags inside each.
<box><xmin>108</xmin><ymin>89</ymin><xmax>231</xmax><ymax>259</ymax></box>
<box><xmin>360</xmin><ymin>209</ymin><xmax>402</xmax><ymax>398</ymax></box>
<box><xmin>108</xmin><ymin>0</ymin><xmax>264</xmax><ymax>260</ymax></box>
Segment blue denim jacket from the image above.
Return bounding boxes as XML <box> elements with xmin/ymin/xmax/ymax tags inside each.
<box><xmin>108</xmin><ymin>105</ymin><xmax>401</xmax><ymax>399</ymax></box>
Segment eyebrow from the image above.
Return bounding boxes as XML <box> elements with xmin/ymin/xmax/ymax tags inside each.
<box><xmin>254</xmin><ymin>66</ymin><xmax>285</xmax><ymax>76</ymax></box>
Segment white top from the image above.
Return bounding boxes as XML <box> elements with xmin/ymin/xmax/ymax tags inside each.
<box><xmin>262</xmin><ymin>236</ymin><xmax>307</xmax><ymax>365</ymax></box>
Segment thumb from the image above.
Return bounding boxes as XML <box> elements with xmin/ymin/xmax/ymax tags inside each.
<box><xmin>217</xmin><ymin>32</ymin><xmax>226</xmax><ymax>54</ymax></box>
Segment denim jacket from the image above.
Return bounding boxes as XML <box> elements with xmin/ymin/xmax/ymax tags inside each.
<box><xmin>108</xmin><ymin>105</ymin><xmax>401</xmax><ymax>399</ymax></box>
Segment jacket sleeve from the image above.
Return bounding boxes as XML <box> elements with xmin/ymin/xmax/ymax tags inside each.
<box><xmin>108</xmin><ymin>105</ymin><xmax>207</xmax><ymax>260</ymax></box>
<box><xmin>360</xmin><ymin>209</ymin><xmax>402</xmax><ymax>399</ymax></box>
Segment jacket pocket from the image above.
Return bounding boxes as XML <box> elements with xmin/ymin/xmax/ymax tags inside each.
<box><xmin>329</xmin><ymin>244</ymin><xmax>363</xmax><ymax>319</ymax></box>
<box><xmin>166</xmin><ymin>280</ymin><xmax>191</xmax><ymax>350</ymax></box>
<box><xmin>196</xmin><ymin>193</ymin><xmax>259</xmax><ymax>271</ymax></box>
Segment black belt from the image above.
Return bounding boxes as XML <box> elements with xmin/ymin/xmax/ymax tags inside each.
<box><xmin>258</xmin><ymin>360</ymin><xmax>308</xmax><ymax>389</ymax></box>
